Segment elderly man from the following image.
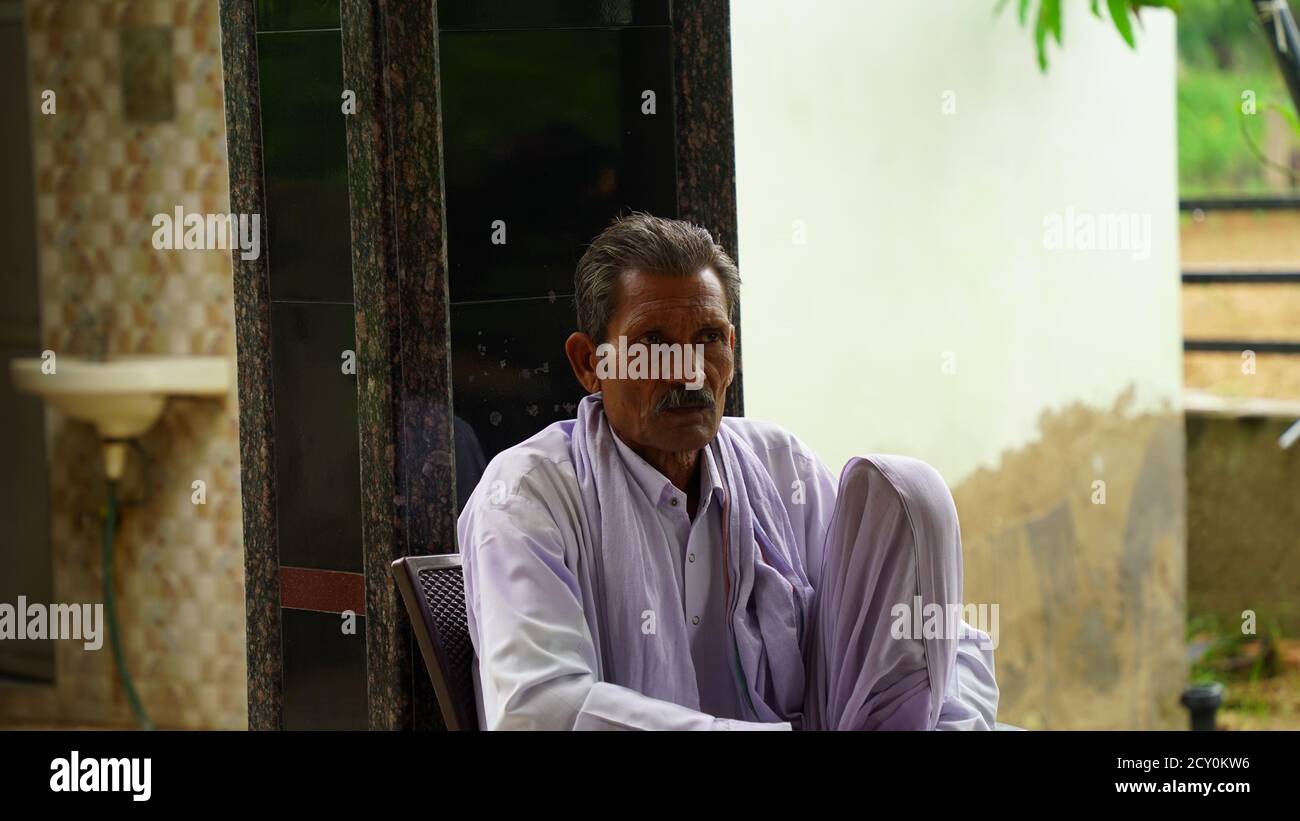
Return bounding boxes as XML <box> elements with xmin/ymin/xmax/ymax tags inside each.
<box><xmin>458</xmin><ymin>213</ymin><xmax>998</xmax><ymax>730</ymax></box>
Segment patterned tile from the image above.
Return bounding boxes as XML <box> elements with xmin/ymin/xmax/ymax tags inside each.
<box><xmin>0</xmin><ymin>0</ymin><xmax>246</xmax><ymax>730</ymax></box>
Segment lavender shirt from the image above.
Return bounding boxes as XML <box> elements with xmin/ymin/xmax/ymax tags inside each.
<box><xmin>458</xmin><ymin>396</ymin><xmax>998</xmax><ymax>730</ymax></box>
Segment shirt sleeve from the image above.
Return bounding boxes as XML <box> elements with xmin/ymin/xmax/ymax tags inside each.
<box><xmin>459</xmin><ymin>472</ymin><xmax>790</xmax><ymax>732</ymax></box>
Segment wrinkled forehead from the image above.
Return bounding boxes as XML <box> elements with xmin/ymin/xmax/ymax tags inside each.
<box><xmin>610</xmin><ymin>267</ymin><xmax>731</xmax><ymax>329</ymax></box>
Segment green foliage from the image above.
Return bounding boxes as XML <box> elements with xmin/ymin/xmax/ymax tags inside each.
<box><xmin>1104</xmin><ymin>0</ymin><xmax>1137</xmax><ymax>49</ymax></box>
<box><xmin>1178</xmin><ymin>67</ymin><xmax>1291</xmax><ymax>195</ymax></box>
<box><xmin>1188</xmin><ymin>614</ymin><xmax>1286</xmax><ymax>685</ymax></box>
<box><xmin>996</xmin><ymin>0</ymin><xmax>1180</xmax><ymax>71</ymax></box>
<box><xmin>994</xmin><ymin>0</ymin><xmax>1300</xmax><ymax>194</ymax></box>
<box><xmin>1175</xmin><ymin>0</ymin><xmax>1300</xmax><ymax>195</ymax></box>
<box><xmin>1177</xmin><ymin>0</ymin><xmax>1277</xmax><ymax>73</ymax></box>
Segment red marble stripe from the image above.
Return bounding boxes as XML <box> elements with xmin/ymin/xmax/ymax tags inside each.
<box><xmin>280</xmin><ymin>567</ymin><xmax>366</xmax><ymax>614</ymax></box>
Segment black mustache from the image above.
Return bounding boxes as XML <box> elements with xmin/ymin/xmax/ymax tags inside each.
<box><xmin>655</xmin><ymin>385</ymin><xmax>716</xmax><ymax>413</ymax></box>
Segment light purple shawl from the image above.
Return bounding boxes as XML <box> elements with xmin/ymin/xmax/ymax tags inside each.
<box><xmin>570</xmin><ymin>393</ymin><xmax>814</xmax><ymax>723</ymax></box>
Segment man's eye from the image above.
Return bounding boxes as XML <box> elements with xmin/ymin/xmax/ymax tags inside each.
<box><xmin>701</xmin><ymin>331</ymin><xmax>721</xmax><ymax>343</ymax></box>
<box><xmin>644</xmin><ymin>333</ymin><xmax>662</xmax><ymax>344</ymax></box>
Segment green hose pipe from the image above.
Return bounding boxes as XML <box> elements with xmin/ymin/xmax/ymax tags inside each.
<box><xmin>102</xmin><ymin>479</ymin><xmax>153</xmax><ymax>730</ymax></box>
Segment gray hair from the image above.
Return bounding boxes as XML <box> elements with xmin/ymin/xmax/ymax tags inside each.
<box><xmin>574</xmin><ymin>212</ymin><xmax>740</xmax><ymax>342</ymax></box>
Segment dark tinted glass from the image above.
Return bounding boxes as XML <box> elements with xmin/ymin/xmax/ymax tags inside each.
<box><xmin>441</xmin><ymin>27</ymin><xmax>677</xmax><ymax>302</ymax></box>
<box><xmin>255</xmin><ymin>0</ymin><xmax>340</xmax><ymax>31</ymax></box>
<box><xmin>257</xmin><ymin>30</ymin><xmax>353</xmax><ymax>302</ymax></box>
<box><xmin>271</xmin><ymin>302</ymin><xmax>363</xmax><ymax>572</ymax></box>
<box><xmin>282</xmin><ymin>608</ymin><xmax>367</xmax><ymax>730</ymax></box>
<box><xmin>451</xmin><ymin>297</ymin><xmax>587</xmax><ymax>474</ymax></box>
<box><xmin>437</xmin><ymin>0</ymin><xmax>668</xmax><ymax>30</ymax></box>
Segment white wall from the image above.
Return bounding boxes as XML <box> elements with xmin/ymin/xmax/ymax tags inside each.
<box><xmin>732</xmin><ymin>0</ymin><xmax>1182</xmax><ymax>484</ymax></box>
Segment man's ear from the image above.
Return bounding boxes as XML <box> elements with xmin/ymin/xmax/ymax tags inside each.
<box><xmin>565</xmin><ymin>331</ymin><xmax>602</xmax><ymax>394</ymax></box>
<box><xmin>721</xmin><ymin>323</ymin><xmax>737</xmax><ymax>392</ymax></box>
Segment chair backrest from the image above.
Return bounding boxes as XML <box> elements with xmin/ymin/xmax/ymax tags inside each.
<box><xmin>390</xmin><ymin>554</ymin><xmax>479</xmax><ymax>731</ymax></box>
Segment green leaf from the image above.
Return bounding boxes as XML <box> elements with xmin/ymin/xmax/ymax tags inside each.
<box><xmin>1090</xmin><ymin>0</ymin><xmax>1102</xmax><ymax>18</ymax></box>
<box><xmin>1108</xmin><ymin>0</ymin><xmax>1136</xmax><ymax>48</ymax></box>
<box><xmin>1045</xmin><ymin>0</ymin><xmax>1062</xmax><ymax>45</ymax></box>
<box><xmin>1035</xmin><ymin>2</ymin><xmax>1049</xmax><ymax>70</ymax></box>
<box><xmin>1019</xmin><ymin>0</ymin><xmax>1031</xmax><ymax>26</ymax></box>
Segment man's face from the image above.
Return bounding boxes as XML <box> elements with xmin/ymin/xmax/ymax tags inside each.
<box><xmin>567</xmin><ymin>267</ymin><xmax>735</xmax><ymax>455</ymax></box>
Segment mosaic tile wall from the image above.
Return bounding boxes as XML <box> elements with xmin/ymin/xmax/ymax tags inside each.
<box><xmin>0</xmin><ymin>0</ymin><xmax>247</xmax><ymax>729</ymax></box>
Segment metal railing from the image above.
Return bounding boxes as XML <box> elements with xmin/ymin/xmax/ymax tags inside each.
<box><xmin>1180</xmin><ymin>197</ymin><xmax>1300</xmax><ymax>356</ymax></box>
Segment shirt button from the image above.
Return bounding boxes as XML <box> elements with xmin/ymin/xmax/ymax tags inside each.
<box><xmin>670</xmin><ymin>498</ymin><xmax>678</xmax><ymax>507</ymax></box>
<box><xmin>692</xmin><ymin>616</ymin><xmax>700</xmax><ymax>625</ymax></box>
<box><xmin>688</xmin><ymin>553</ymin><xmax>696</xmax><ymax>563</ymax></box>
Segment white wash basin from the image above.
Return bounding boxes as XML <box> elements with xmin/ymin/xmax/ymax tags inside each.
<box><xmin>10</xmin><ymin>355</ymin><xmax>231</xmax><ymax>478</ymax></box>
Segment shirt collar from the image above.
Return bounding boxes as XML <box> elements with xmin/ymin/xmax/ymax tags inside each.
<box><xmin>697</xmin><ymin>442</ymin><xmax>727</xmax><ymax>515</ymax></box>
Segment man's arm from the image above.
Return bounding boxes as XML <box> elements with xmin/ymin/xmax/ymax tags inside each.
<box><xmin>459</xmin><ymin>472</ymin><xmax>789</xmax><ymax>731</ymax></box>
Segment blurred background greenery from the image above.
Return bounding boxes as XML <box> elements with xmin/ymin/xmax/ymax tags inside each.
<box><xmin>1178</xmin><ymin>1</ymin><xmax>1300</xmax><ymax>731</ymax></box>
<box><xmin>1178</xmin><ymin>0</ymin><xmax>1300</xmax><ymax>196</ymax></box>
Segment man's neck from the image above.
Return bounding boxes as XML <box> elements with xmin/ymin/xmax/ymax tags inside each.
<box><xmin>642</xmin><ymin>447</ymin><xmax>699</xmax><ymax>492</ymax></box>
<box><xmin>626</xmin><ymin>440</ymin><xmax>702</xmax><ymax>515</ymax></box>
